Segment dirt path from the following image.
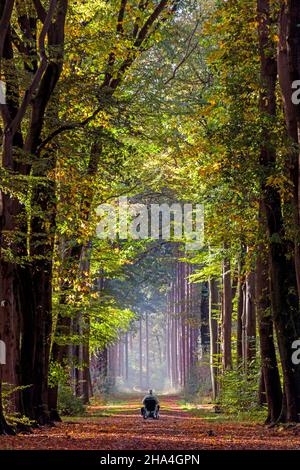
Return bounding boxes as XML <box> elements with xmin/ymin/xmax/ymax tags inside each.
<box><xmin>1</xmin><ymin>396</ymin><xmax>300</xmax><ymax>450</ymax></box>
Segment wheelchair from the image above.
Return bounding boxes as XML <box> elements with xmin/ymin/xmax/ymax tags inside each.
<box><xmin>141</xmin><ymin>397</ymin><xmax>160</xmax><ymax>420</ymax></box>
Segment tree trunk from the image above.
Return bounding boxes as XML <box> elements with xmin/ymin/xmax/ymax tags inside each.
<box><xmin>258</xmin><ymin>0</ymin><xmax>300</xmax><ymax>421</ymax></box>
<box><xmin>82</xmin><ymin>342</ymin><xmax>90</xmax><ymax>404</ymax></box>
<box><xmin>245</xmin><ymin>270</ymin><xmax>256</xmax><ymax>364</ymax></box>
<box><xmin>237</xmin><ymin>272</ymin><xmax>244</xmax><ymax>365</ymax></box>
<box><xmin>209</xmin><ymin>278</ymin><xmax>219</xmax><ymax>401</ymax></box>
<box><xmin>0</xmin><ymin>366</ymin><xmax>15</xmax><ymax>435</ymax></box>
<box><xmin>201</xmin><ymin>282</ymin><xmax>210</xmax><ymax>354</ymax></box>
<box><xmin>277</xmin><ymin>0</ymin><xmax>300</xmax><ymax>295</ymax></box>
<box><xmin>139</xmin><ymin>318</ymin><xmax>143</xmax><ymax>390</ymax></box>
<box><xmin>125</xmin><ymin>333</ymin><xmax>129</xmax><ymax>382</ymax></box>
<box><xmin>222</xmin><ymin>257</ymin><xmax>232</xmax><ymax>370</ymax></box>
<box><xmin>256</xmin><ymin>237</ymin><xmax>282</xmax><ymax>424</ymax></box>
<box><xmin>145</xmin><ymin>313</ymin><xmax>150</xmax><ymax>389</ymax></box>
<box><xmin>166</xmin><ymin>295</ymin><xmax>171</xmax><ymax>384</ymax></box>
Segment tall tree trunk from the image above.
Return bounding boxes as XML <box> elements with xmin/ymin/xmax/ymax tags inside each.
<box><xmin>201</xmin><ymin>282</ymin><xmax>210</xmax><ymax>354</ymax></box>
<box><xmin>166</xmin><ymin>295</ymin><xmax>171</xmax><ymax>384</ymax></box>
<box><xmin>0</xmin><ymin>9</ymin><xmax>28</xmax><ymax>425</ymax></box>
<box><xmin>209</xmin><ymin>278</ymin><xmax>219</xmax><ymax>401</ymax></box>
<box><xmin>222</xmin><ymin>257</ymin><xmax>232</xmax><ymax>370</ymax></box>
<box><xmin>145</xmin><ymin>313</ymin><xmax>150</xmax><ymax>389</ymax></box>
<box><xmin>0</xmin><ymin>365</ymin><xmax>15</xmax><ymax>435</ymax></box>
<box><xmin>236</xmin><ymin>248</ymin><xmax>246</xmax><ymax>366</ymax></box>
<box><xmin>277</xmin><ymin>0</ymin><xmax>300</xmax><ymax>294</ymax></box>
<box><xmin>256</xmin><ymin>238</ymin><xmax>282</xmax><ymax>424</ymax></box>
<box><xmin>125</xmin><ymin>333</ymin><xmax>129</xmax><ymax>382</ymax></box>
<box><xmin>258</xmin><ymin>0</ymin><xmax>300</xmax><ymax>421</ymax></box>
<box><xmin>139</xmin><ymin>318</ymin><xmax>143</xmax><ymax>390</ymax></box>
<box><xmin>237</xmin><ymin>269</ymin><xmax>244</xmax><ymax>365</ymax></box>
<box><xmin>22</xmin><ymin>1</ymin><xmax>67</xmax><ymax>424</ymax></box>
<box><xmin>82</xmin><ymin>342</ymin><xmax>90</xmax><ymax>404</ymax></box>
<box><xmin>245</xmin><ymin>270</ymin><xmax>256</xmax><ymax>364</ymax></box>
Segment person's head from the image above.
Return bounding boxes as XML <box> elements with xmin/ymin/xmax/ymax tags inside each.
<box><xmin>149</xmin><ymin>389</ymin><xmax>153</xmax><ymax>395</ymax></box>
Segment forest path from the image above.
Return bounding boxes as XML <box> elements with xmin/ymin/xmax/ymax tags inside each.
<box><xmin>1</xmin><ymin>395</ymin><xmax>300</xmax><ymax>450</ymax></box>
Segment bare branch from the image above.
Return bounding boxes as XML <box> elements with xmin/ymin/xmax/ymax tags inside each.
<box><xmin>164</xmin><ymin>19</ymin><xmax>200</xmax><ymax>85</ymax></box>
<box><xmin>164</xmin><ymin>43</ymin><xmax>198</xmax><ymax>85</ymax></box>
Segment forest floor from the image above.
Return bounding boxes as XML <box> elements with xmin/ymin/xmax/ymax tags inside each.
<box><xmin>1</xmin><ymin>395</ymin><xmax>300</xmax><ymax>450</ymax></box>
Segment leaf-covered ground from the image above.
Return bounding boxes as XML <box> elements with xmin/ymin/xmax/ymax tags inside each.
<box><xmin>1</xmin><ymin>396</ymin><xmax>300</xmax><ymax>450</ymax></box>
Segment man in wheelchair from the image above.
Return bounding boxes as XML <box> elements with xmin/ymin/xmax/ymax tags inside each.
<box><xmin>141</xmin><ymin>389</ymin><xmax>160</xmax><ymax>419</ymax></box>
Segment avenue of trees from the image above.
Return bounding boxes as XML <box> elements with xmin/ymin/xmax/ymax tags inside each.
<box><xmin>1</xmin><ymin>0</ymin><xmax>300</xmax><ymax>434</ymax></box>
<box><xmin>96</xmin><ymin>254</ymin><xmax>209</xmax><ymax>395</ymax></box>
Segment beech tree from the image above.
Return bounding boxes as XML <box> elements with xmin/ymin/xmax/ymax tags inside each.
<box><xmin>0</xmin><ymin>0</ymin><xmax>68</xmax><ymax>428</ymax></box>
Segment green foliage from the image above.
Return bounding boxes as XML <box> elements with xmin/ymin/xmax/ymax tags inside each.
<box><xmin>48</xmin><ymin>361</ymin><xmax>69</xmax><ymax>388</ymax></box>
<box><xmin>49</xmin><ymin>364</ymin><xmax>86</xmax><ymax>416</ymax></box>
<box><xmin>58</xmin><ymin>385</ymin><xmax>86</xmax><ymax>417</ymax></box>
<box><xmin>219</xmin><ymin>363</ymin><xmax>263</xmax><ymax>416</ymax></box>
<box><xmin>2</xmin><ymin>384</ymin><xmax>34</xmax><ymax>428</ymax></box>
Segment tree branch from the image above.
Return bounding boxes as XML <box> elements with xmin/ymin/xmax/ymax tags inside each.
<box><xmin>38</xmin><ymin>0</ymin><xmax>179</xmax><ymax>152</ymax></box>
<box><xmin>6</xmin><ymin>0</ymin><xmax>58</xmax><ymax>138</ymax></box>
<box><xmin>134</xmin><ymin>0</ymin><xmax>169</xmax><ymax>47</ymax></box>
<box><xmin>164</xmin><ymin>19</ymin><xmax>200</xmax><ymax>85</ymax></box>
<box><xmin>0</xmin><ymin>0</ymin><xmax>15</xmax><ymax>62</ymax></box>
<box><xmin>117</xmin><ymin>0</ymin><xmax>127</xmax><ymax>34</ymax></box>
<box><xmin>37</xmin><ymin>104</ymin><xmax>104</xmax><ymax>155</ymax></box>
<box><xmin>32</xmin><ymin>0</ymin><xmax>46</xmax><ymax>22</ymax></box>
<box><xmin>105</xmin><ymin>0</ymin><xmax>178</xmax><ymax>90</ymax></box>
<box><xmin>132</xmin><ymin>0</ymin><xmax>149</xmax><ymax>38</ymax></box>
<box><xmin>134</xmin><ymin>0</ymin><xmax>179</xmax><ymax>48</ymax></box>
